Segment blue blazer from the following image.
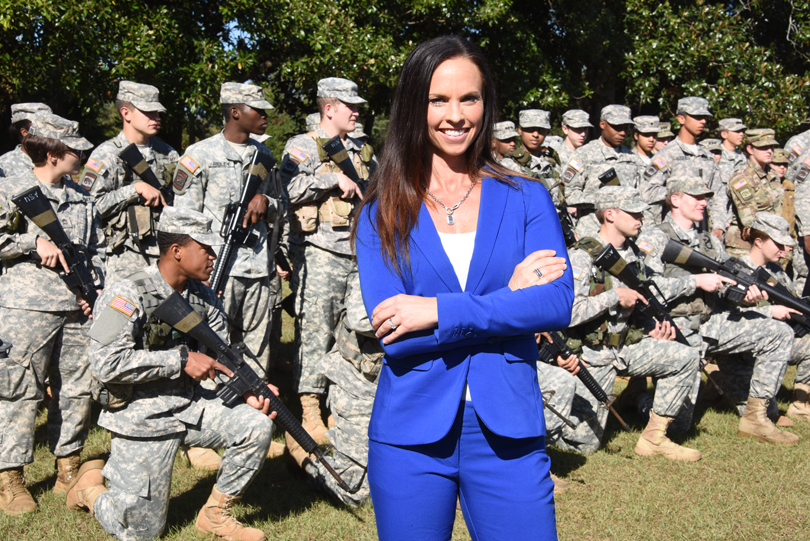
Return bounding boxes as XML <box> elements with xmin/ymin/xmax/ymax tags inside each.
<box><xmin>355</xmin><ymin>176</ymin><xmax>574</xmax><ymax>446</ymax></box>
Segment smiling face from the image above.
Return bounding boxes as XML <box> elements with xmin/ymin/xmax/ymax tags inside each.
<box><xmin>425</xmin><ymin>57</ymin><xmax>485</xmax><ymax>164</ymax></box>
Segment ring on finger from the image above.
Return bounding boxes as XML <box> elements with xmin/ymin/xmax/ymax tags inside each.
<box><xmin>534</xmin><ymin>268</ymin><xmax>543</xmax><ymax>279</ymax></box>
<box><xmin>389</xmin><ymin>317</ymin><xmax>398</xmax><ymax>331</ymax></box>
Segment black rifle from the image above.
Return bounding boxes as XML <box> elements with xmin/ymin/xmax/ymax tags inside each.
<box><xmin>209</xmin><ymin>150</ymin><xmax>276</xmax><ymax>294</ymax></box>
<box><xmin>152</xmin><ymin>291</ymin><xmax>352</xmax><ymax>493</ymax></box>
<box><xmin>321</xmin><ymin>136</ymin><xmax>361</xmax><ymax>184</ymax></box>
<box><xmin>538</xmin><ymin>330</ymin><xmax>631</xmax><ymax>432</ymax></box>
<box><xmin>752</xmin><ymin>267</ymin><xmax>810</xmax><ymax>337</ymax></box>
<box><xmin>118</xmin><ymin>143</ymin><xmax>174</xmax><ymax>206</ymax></box>
<box><xmin>12</xmin><ymin>186</ymin><xmax>99</xmax><ymax>308</ymax></box>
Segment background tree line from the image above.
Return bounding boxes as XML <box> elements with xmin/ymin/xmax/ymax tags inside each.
<box><xmin>1</xmin><ymin>0</ymin><xmax>808</xmax><ymax>158</ymax></box>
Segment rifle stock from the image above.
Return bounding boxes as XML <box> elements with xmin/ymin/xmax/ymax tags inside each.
<box><xmin>118</xmin><ymin>143</ymin><xmax>173</xmax><ymax>206</ymax></box>
<box><xmin>321</xmin><ymin>136</ymin><xmax>361</xmax><ymax>184</ymax></box>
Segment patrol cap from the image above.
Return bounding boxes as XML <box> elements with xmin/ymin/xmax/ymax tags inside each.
<box><xmin>751</xmin><ymin>212</ymin><xmax>796</xmax><ymax>246</ymax></box>
<box><xmin>519</xmin><ymin>109</ymin><xmax>551</xmax><ymax>129</ymax></box>
<box><xmin>667</xmin><ymin>176</ymin><xmax>714</xmax><ymax>197</ymax></box>
<box><xmin>156</xmin><ymin>207</ymin><xmax>223</xmax><ymax>247</ymax></box>
<box><xmin>220</xmin><ymin>82</ymin><xmax>274</xmax><ymax>109</ymax></box>
<box><xmin>634</xmin><ymin>115</ymin><xmax>661</xmax><ymax>134</ymax></box>
<box><xmin>718</xmin><ymin>118</ymin><xmax>747</xmax><ymax>132</ymax></box>
<box><xmin>11</xmin><ymin>102</ymin><xmax>51</xmax><ymax>123</ymax></box>
<box><xmin>27</xmin><ymin>113</ymin><xmax>93</xmax><ymax>151</ymax></box>
<box><xmin>305</xmin><ymin>112</ymin><xmax>321</xmax><ymax>131</ymax></box>
<box><xmin>772</xmin><ymin>149</ymin><xmax>790</xmax><ymax>165</ymax></box>
<box><xmin>493</xmin><ymin>121</ymin><xmax>519</xmax><ymax>140</ymax></box>
<box><xmin>350</xmin><ymin>122</ymin><xmax>368</xmax><ymax>139</ymax></box>
<box><xmin>699</xmin><ymin>138</ymin><xmax>723</xmax><ymax>153</ymax></box>
<box><xmin>745</xmin><ymin>128</ymin><xmax>779</xmax><ymax>148</ymax></box>
<box><xmin>117</xmin><ymin>81</ymin><xmax>166</xmax><ymax>113</ymax></box>
<box><xmin>594</xmin><ymin>186</ymin><xmax>650</xmax><ymax>213</ymax></box>
<box><xmin>562</xmin><ymin>109</ymin><xmax>593</xmax><ymax>128</ymax></box>
<box><xmin>543</xmin><ymin>135</ymin><xmax>564</xmax><ymax>150</ymax></box>
<box><xmin>657</xmin><ymin>121</ymin><xmax>675</xmax><ymax>138</ymax></box>
<box><xmin>600</xmin><ymin>105</ymin><xmax>633</xmax><ymax>126</ymax></box>
<box><xmin>317</xmin><ymin>77</ymin><xmax>367</xmax><ymax>104</ymax></box>
<box><xmin>676</xmin><ymin>96</ymin><xmax>712</xmax><ymax>117</ymax></box>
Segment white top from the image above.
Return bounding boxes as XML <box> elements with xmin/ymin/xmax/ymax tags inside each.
<box><xmin>437</xmin><ymin>230</ymin><xmax>476</xmax><ymax>400</ymax></box>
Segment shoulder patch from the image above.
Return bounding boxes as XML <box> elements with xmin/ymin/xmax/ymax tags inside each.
<box><xmin>173</xmin><ymin>169</ymin><xmax>189</xmax><ymax>192</ymax></box>
<box><xmin>652</xmin><ymin>156</ymin><xmax>667</xmax><ymax>169</ymax></box>
<box><xmin>637</xmin><ymin>240</ymin><xmax>654</xmax><ymax>254</ymax></box>
<box><xmin>85</xmin><ymin>158</ymin><xmax>104</xmax><ymax>173</ymax></box>
<box><xmin>110</xmin><ymin>296</ymin><xmax>137</xmax><ymax>317</ymax></box>
<box><xmin>733</xmin><ymin>178</ymin><xmax>748</xmax><ymax>190</ymax></box>
<box><xmin>739</xmin><ymin>187</ymin><xmax>753</xmax><ymax>201</ymax></box>
<box><xmin>789</xmin><ymin>145</ymin><xmax>804</xmax><ymax>164</ymax></box>
<box><xmin>80</xmin><ymin>172</ymin><xmax>97</xmax><ymax>189</ymax></box>
<box><xmin>562</xmin><ymin>159</ymin><xmax>582</xmax><ymax>183</ymax></box>
<box><xmin>568</xmin><ymin>158</ymin><xmax>584</xmax><ymax>172</ymax></box>
<box><xmin>180</xmin><ymin>155</ymin><xmax>200</xmax><ymax>174</ymax></box>
<box><xmin>290</xmin><ymin>148</ymin><xmax>309</xmax><ymax>162</ymax></box>
<box><xmin>572</xmin><ymin>267</ymin><xmax>583</xmax><ymax>280</ymax></box>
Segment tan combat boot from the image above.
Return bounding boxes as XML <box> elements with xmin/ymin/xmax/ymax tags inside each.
<box><xmin>65</xmin><ymin>459</ymin><xmax>107</xmax><ymax>514</ymax></box>
<box><xmin>284</xmin><ymin>432</ymin><xmax>312</xmax><ymax>470</ymax></box>
<box><xmin>194</xmin><ymin>486</ymin><xmax>266</xmax><ymax>541</ymax></box>
<box><xmin>0</xmin><ymin>468</ymin><xmax>37</xmax><ymax>515</ymax></box>
<box><xmin>738</xmin><ymin>397</ymin><xmax>800</xmax><ymax>445</ymax></box>
<box><xmin>787</xmin><ymin>382</ymin><xmax>810</xmax><ymax>421</ymax></box>
<box><xmin>183</xmin><ymin>446</ymin><xmax>221</xmax><ymax>471</ymax></box>
<box><xmin>634</xmin><ymin>411</ymin><xmax>701</xmax><ymax>462</ymax></box>
<box><xmin>266</xmin><ymin>441</ymin><xmax>286</xmax><ymax>460</ymax></box>
<box><xmin>53</xmin><ymin>453</ymin><xmax>82</xmax><ymax>495</ymax></box>
<box><xmin>300</xmin><ymin>393</ymin><xmax>330</xmax><ymax>445</ymax></box>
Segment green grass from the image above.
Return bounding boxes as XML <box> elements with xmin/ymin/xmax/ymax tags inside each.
<box><xmin>3</xmin><ymin>286</ymin><xmax>810</xmax><ymax>540</ymax></box>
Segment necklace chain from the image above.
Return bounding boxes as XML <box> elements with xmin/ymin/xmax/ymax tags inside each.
<box><xmin>424</xmin><ymin>180</ymin><xmax>477</xmax><ymax>225</ymax></box>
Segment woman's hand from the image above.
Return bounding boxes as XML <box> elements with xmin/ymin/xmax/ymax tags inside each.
<box><xmin>372</xmin><ymin>294</ymin><xmax>439</xmax><ymax>345</ymax></box>
<box><xmin>508</xmin><ymin>250</ymin><xmax>567</xmax><ymax>291</ymax></box>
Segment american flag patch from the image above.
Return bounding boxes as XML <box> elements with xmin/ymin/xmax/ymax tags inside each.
<box><xmin>180</xmin><ymin>155</ymin><xmax>200</xmax><ymax>173</ymax></box>
<box><xmin>638</xmin><ymin>240</ymin><xmax>654</xmax><ymax>254</ymax></box>
<box><xmin>734</xmin><ymin>178</ymin><xmax>748</xmax><ymax>190</ymax></box>
<box><xmin>290</xmin><ymin>148</ymin><xmax>309</xmax><ymax>162</ymax></box>
<box><xmin>652</xmin><ymin>157</ymin><xmax>667</xmax><ymax>169</ymax></box>
<box><xmin>85</xmin><ymin>158</ymin><xmax>104</xmax><ymax>172</ymax></box>
<box><xmin>572</xmin><ymin>267</ymin><xmax>583</xmax><ymax>280</ymax></box>
<box><xmin>110</xmin><ymin>296</ymin><xmax>136</xmax><ymax>317</ymax></box>
<box><xmin>804</xmin><ymin>157</ymin><xmax>810</xmax><ymax>167</ymax></box>
<box><xmin>568</xmin><ymin>158</ymin><xmax>584</xmax><ymax>171</ymax></box>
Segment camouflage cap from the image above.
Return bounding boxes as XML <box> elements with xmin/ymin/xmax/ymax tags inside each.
<box><xmin>745</xmin><ymin>128</ymin><xmax>779</xmax><ymax>148</ymax></box>
<box><xmin>657</xmin><ymin>121</ymin><xmax>675</xmax><ymax>139</ymax></box>
<box><xmin>493</xmin><ymin>121</ymin><xmax>519</xmax><ymax>140</ymax></box>
<box><xmin>27</xmin><ymin>113</ymin><xmax>93</xmax><ymax>151</ymax></box>
<box><xmin>699</xmin><ymin>138</ymin><xmax>723</xmax><ymax>153</ymax></box>
<box><xmin>600</xmin><ymin>105</ymin><xmax>633</xmax><ymax>126</ymax></box>
<box><xmin>317</xmin><ymin>77</ymin><xmax>367</xmax><ymax>104</ymax></box>
<box><xmin>10</xmin><ymin>102</ymin><xmax>51</xmax><ymax>123</ymax></box>
<box><xmin>156</xmin><ymin>207</ymin><xmax>223</xmax><ymax>247</ymax></box>
<box><xmin>519</xmin><ymin>109</ymin><xmax>551</xmax><ymax>129</ymax></box>
<box><xmin>117</xmin><ymin>81</ymin><xmax>166</xmax><ymax>113</ymax></box>
<box><xmin>751</xmin><ymin>212</ymin><xmax>796</xmax><ymax>246</ymax></box>
<box><xmin>772</xmin><ymin>149</ymin><xmax>790</xmax><ymax>165</ymax></box>
<box><xmin>350</xmin><ymin>122</ymin><xmax>368</xmax><ymax>139</ymax></box>
<box><xmin>220</xmin><ymin>82</ymin><xmax>274</xmax><ymax>109</ymax></box>
<box><xmin>634</xmin><ymin>115</ymin><xmax>661</xmax><ymax>134</ymax></box>
<box><xmin>562</xmin><ymin>109</ymin><xmax>593</xmax><ymax>128</ymax></box>
<box><xmin>543</xmin><ymin>135</ymin><xmax>564</xmax><ymax>150</ymax></box>
<box><xmin>305</xmin><ymin>112</ymin><xmax>321</xmax><ymax>132</ymax></box>
<box><xmin>718</xmin><ymin>118</ymin><xmax>747</xmax><ymax>132</ymax></box>
<box><xmin>594</xmin><ymin>186</ymin><xmax>650</xmax><ymax>213</ymax></box>
<box><xmin>667</xmin><ymin>176</ymin><xmax>714</xmax><ymax>197</ymax></box>
<box><xmin>676</xmin><ymin>96</ymin><xmax>712</xmax><ymax>117</ymax></box>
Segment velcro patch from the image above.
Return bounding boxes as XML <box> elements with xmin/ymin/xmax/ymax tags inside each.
<box><xmin>173</xmin><ymin>170</ymin><xmax>188</xmax><ymax>191</ymax></box>
<box><xmin>797</xmin><ymin>164</ymin><xmax>810</xmax><ymax>182</ymax></box>
<box><xmin>739</xmin><ymin>187</ymin><xmax>753</xmax><ymax>201</ymax></box>
<box><xmin>80</xmin><ymin>172</ymin><xmax>97</xmax><ymax>189</ymax></box>
<box><xmin>567</xmin><ymin>158</ymin><xmax>584</xmax><ymax>172</ymax></box>
<box><xmin>733</xmin><ymin>178</ymin><xmax>748</xmax><ymax>190</ymax></box>
<box><xmin>572</xmin><ymin>267</ymin><xmax>583</xmax><ymax>280</ymax></box>
<box><xmin>110</xmin><ymin>296</ymin><xmax>137</xmax><ymax>317</ymax></box>
<box><xmin>85</xmin><ymin>158</ymin><xmax>104</xmax><ymax>172</ymax></box>
<box><xmin>637</xmin><ymin>240</ymin><xmax>654</xmax><ymax>254</ymax></box>
<box><xmin>789</xmin><ymin>145</ymin><xmax>804</xmax><ymax>163</ymax></box>
<box><xmin>652</xmin><ymin>156</ymin><xmax>667</xmax><ymax>169</ymax></box>
<box><xmin>563</xmin><ymin>166</ymin><xmax>577</xmax><ymax>183</ymax></box>
<box><xmin>180</xmin><ymin>155</ymin><xmax>200</xmax><ymax>174</ymax></box>
<box><xmin>290</xmin><ymin>148</ymin><xmax>309</xmax><ymax>162</ymax></box>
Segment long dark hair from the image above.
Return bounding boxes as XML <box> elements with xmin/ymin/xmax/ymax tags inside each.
<box><xmin>351</xmin><ymin>35</ymin><xmax>514</xmax><ymax>277</ymax></box>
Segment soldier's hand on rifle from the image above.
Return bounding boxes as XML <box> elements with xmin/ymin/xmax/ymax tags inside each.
<box><xmin>242</xmin><ymin>194</ymin><xmax>268</xmax><ymax>228</ymax></box>
<box><xmin>36</xmin><ymin>236</ymin><xmax>70</xmax><ymax>273</ymax></box>
<box><xmin>648</xmin><ymin>320</ymin><xmax>677</xmax><ymax>341</ymax></box>
<box><xmin>508</xmin><ymin>250</ymin><xmax>567</xmax><ymax>291</ymax></box>
<box><xmin>557</xmin><ymin>353</ymin><xmax>581</xmax><ymax>375</ymax></box>
<box><xmin>185</xmin><ymin>352</ymin><xmax>234</xmax><ymax>382</ymax></box>
<box><xmin>79</xmin><ymin>292</ymin><xmax>99</xmax><ymax>318</ymax></box>
<box><xmin>744</xmin><ymin>284</ymin><xmax>768</xmax><ymax>304</ymax></box>
<box><xmin>275</xmin><ymin>264</ymin><xmax>290</xmax><ymax>281</ymax></box>
<box><xmin>694</xmin><ymin>273</ymin><xmax>736</xmax><ymax>293</ymax></box>
<box><xmin>567</xmin><ymin>207</ymin><xmax>577</xmax><ymax>217</ymax></box>
<box><xmin>772</xmin><ymin>305</ymin><xmax>801</xmax><ymax>321</ymax></box>
<box><xmin>337</xmin><ymin>174</ymin><xmax>363</xmax><ymax>200</ymax></box>
<box><xmin>134</xmin><ymin>181</ymin><xmax>167</xmax><ymax>207</ymax></box>
<box><xmin>243</xmin><ymin>383</ymin><xmax>280</xmax><ymax>420</ymax></box>
<box><xmin>616</xmin><ymin>287</ymin><xmax>647</xmax><ymax>308</ymax></box>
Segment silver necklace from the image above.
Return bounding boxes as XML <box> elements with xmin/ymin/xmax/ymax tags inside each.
<box><xmin>424</xmin><ymin>179</ymin><xmax>477</xmax><ymax>226</ymax></box>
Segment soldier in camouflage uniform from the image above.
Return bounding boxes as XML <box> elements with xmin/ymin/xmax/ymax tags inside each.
<box><xmin>717</xmin><ymin>118</ymin><xmax>748</xmax><ymax>183</ymax></box>
<box><xmin>279</xmin><ymin>77</ymin><xmax>377</xmax><ymax>443</ymax></box>
<box><xmin>633</xmin><ymin>115</ymin><xmax>660</xmax><ymax>165</ymax></box>
<box><xmin>557</xmin><ymin>109</ymin><xmax>593</xmax><ymax>168</ymax></box>
<box><xmin>636</xmin><ymin>177</ymin><xmax>799</xmax><ymax>444</ymax></box>
<box><xmin>491</xmin><ymin>120</ymin><xmax>518</xmax><ymax>161</ymax></box>
<box><xmin>0</xmin><ymin>114</ymin><xmax>106</xmax><ymax>515</ymax></box>
<box><xmin>638</xmin><ymin>97</ymin><xmax>729</xmax><ymax>238</ymax></box>
<box><xmin>653</xmin><ymin>121</ymin><xmax>675</xmax><ymax>153</ymax></box>
<box><xmin>499</xmin><ymin>110</ymin><xmax>560</xmax><ymax>203</ymax></box>
<box><xmin>561</xmin><ymin>105</ymin><xmax>644</xmax><ymax>239</ymax></box>
<box><xmin>699</xmin><ymin>138</ymin><xmax>723</xmax><ymax>164</ymax></box>
<box><xmin>0</xmin><ymin>102</ymin><xmax>51</xmax><ymax>177</ymax></box>
<box><xmin>555</xmin><ymin>187</ymin><xmax>701</xmax><ymax>460</ymax></box>
<box><xmin>79</xmin><ymin>81</ymin><xmax>179</xmax><ymax>283</ymax></box>
<box><xmin>88</xmin><ymin>208</ymin><xmax>275</xmax><ymax>541</ymax></box>
<box><xmin>771</xmin><ymin>149</ymin><xmax>806</xmax><ymax>288</ymax></box>
<box><xmin>785</xmin><ymin>141</ymin><xmax>810</xmax><ymax>295</ymax></box>
<box><xmin>725</xmin><ymin>129</ymin><xmax>785</xmax><ymax>258</ymax></box>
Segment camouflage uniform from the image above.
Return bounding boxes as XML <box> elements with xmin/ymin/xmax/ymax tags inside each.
<box><xmin>556</xmin><ymin>109</ymin><xmax>594</xmax><ymax>169</ymax></box>
<box><xmin>88</xmin><ymin>253</ymin><xmax>273</xmax><ymax>541</ymax></box>
<box><xmin>717</xmin><ymin>118</ymin><xmax>747</xmax><ymax>184</ymax></box>
<box><xmin>173</xmin><ymin>83</ymin><xmax>280</xmax><ymax>376</ymax></box>
<box><xmin>0</xmin><ymin>102</ymin><xmax>51</xmax><ymax>178</ymax></box>
<box><xmin>305</xmin><ymin>112</ymin><xmax>321</xmax><ymax>132</ymax></box>
<box><xmin>0</xmin><ymin>115</ymin><xmax>103</xmax><ymax>469</ymax></box>
<box><xmin>784</xmin><ymin>128</ymin><xmax>810</xmax><ymax>167</ymax></box>
<box><xmin>299</xmin><ymin>271</ymin><xmax>380</xmax><ymax>506</ymax></box>
<box><xmin>633</xmin><ymin>115</ymin><xmax>660</xmax><ymax>166</ymax></box>
<box><xmin>500</xmin><ymin>110</ymin><xmax>560</xmax><ymax>204</ymax></box>
<box><xmin>280</xmin><ymin>78</ymin><xmax>377</xmax><ymax>395</ymax></box>
<box><xmin>536</xmin><ymin>361</ymin><xmax>578</xmax><ymax>446</ymax></box>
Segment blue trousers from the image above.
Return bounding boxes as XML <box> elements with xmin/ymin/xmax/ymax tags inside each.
<box><xmin>368</xmin><ymin>400</ymin><xmax>557</xmax><ymax>541</ymax></box>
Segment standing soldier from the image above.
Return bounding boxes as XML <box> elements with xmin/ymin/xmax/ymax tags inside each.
<box><xmin>653</xmin><ymin>121</ymin><xmax>675</xmax><ymax>153</ymax></box>
<box><xmin>633</xmin><ymin>115</ymin><xmax>660</xmax><ymax>165</ymax></box>
<box><xmin>80</xmin><ymin>81</ymin><xmax>179</xmax><ymax>283</ymax></box>
<box><xmin>699</xmin><ymin>139</ymin><xmax>724</xmax><ymax>164</ymax></box>
<box><xmin>500</xmin><ymin>110</ymin><xmax>560</xmax><ymax>202</ymax></box>
<box><xmin>557</xmin><ymin>109</ymin><xmax>593</xmax><ymax>168</ymax></box>
<box><xmin>279</xmin><ymin>77</ymin><xmax>377</xmax><ymax>443</ymax></box>
<box><xmin>0</xmin><ymin>102</ymin><xmax>51</xmax><ymax>177</ymax></box>
<box><xmin>717</xmin><ymin>118</ymin><xmax>748</xmax><ymax>183</ymax></box>
<box><xmin>491</xmin><ymin>120</ymin><xmax>518</xmax><ymax>161</ymax></box>
<box><xmin>725</xmin><ymin>129</ymin><xmax>784</xmax><ymax>258</ymax></box>
<box><xmin>0</xmin><ymin>114</ymin><xmax>106</xmax><ymax>515</ymax></box>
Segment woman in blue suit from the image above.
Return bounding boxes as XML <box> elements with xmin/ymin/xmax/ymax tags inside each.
<box><xmin>353</xmin><ymin>36</ymin><xmax>574</xmax><ymax>541</ymax></box>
